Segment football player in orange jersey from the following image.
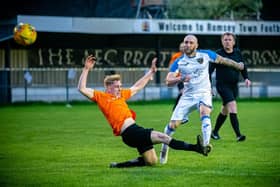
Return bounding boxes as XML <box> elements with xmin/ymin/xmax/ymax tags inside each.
<box><xmin>78</xmin><ymin>55</ymin><xmax>209</xmax><ymax>168</ymax></box>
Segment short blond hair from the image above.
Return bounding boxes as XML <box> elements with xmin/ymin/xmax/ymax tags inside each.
<box><xmin>104</xmin><ymin>74</ymin><xmax>121</xmax><ymax>87</ymax></box>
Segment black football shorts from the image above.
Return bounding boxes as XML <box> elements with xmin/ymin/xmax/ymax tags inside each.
<box><xmin>121</xmin><ymin>124</ymin><xmax>154</xmax><ymax>154</ymax></box>
<box><xmin>216</xmin><ymin>82</ymin><xmax>238</xmax><ymax>105</ymax></box>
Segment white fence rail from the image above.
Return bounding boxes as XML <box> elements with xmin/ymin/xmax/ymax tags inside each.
<box><xmin>1</xmin><ymin>68</ymin><xmax>280</xmax><ymax>103</ymax></box>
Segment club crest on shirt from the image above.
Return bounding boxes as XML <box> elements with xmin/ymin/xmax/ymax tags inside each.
<box><xmin>196</xmin><ymin>58</ymin><xmax>204</xmax><ymax>64</ymax></box>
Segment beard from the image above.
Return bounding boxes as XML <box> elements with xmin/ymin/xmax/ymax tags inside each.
<box><xmin>184</xmin><ymin>48</ymin><xmax>196</xmax><ymax>56</ymax></box>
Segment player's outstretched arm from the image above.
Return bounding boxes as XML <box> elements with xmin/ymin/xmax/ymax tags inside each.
<box><xmin>215</xmin><ymin>55</ymin><xmax>244</xmax><ymax>70</ymax></box>
<box><xmin>77</xmin><ymin>55</ymin><xmax>96</xmax><ymax>99</ymax></box>
<box><xmin>130</xmin><ymin>57</ymin><xmax>157</xmax><ymax>96</ymax></box>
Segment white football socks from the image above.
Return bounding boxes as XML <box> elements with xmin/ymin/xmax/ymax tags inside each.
<box><xmin>164</xmin><ymin>124</ymin><xmax>175</xmax><ymax>136</ymax></box>
<box><xmin>201</xmin><ymin>116</ymin><xmax>211</xmax><ymax>146</ymax></box>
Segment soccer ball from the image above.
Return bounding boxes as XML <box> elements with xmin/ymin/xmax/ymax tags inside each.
<box><xmin>13</xmin><ymin>23</ymin><xmax>37</xmax><ymax>46</ymax></box>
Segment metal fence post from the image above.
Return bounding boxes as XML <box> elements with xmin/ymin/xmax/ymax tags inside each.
<box><xmin>66</xmin><ymin>69</ymin><xmax>70</xmax><ymax>106</ymax></box>
<box><xmin>24</xmin><ymin>78</ymin><xmax>27</xmax><ymax>102</ymax></box>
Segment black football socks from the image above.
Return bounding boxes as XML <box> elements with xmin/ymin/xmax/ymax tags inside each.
<box><xmin>229</xmin><ymin>113</ymin><xmax>241</xmax><ymax>137</ymax></box>
<box><xmin>213</xmin><ymin>113</ymin><xmax>227</xmax><ymax>134</ymax></box>
<box><xmin>169</xmin><ymin>139</ymin><xmax>196</xmax><ymax>151</ymax></box>
<box><xmin>110</xmin><ymin>157</ymin><xmax>146</xmax><ymax>168</ymax></box>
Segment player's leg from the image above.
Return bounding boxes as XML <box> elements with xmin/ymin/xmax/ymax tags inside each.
<box><xmin>152</xmin><ymin>131</ymin><xmax>209</xmax><ymax>156</ymax></box>
<box><xmin>212</xmin><ymin>83</ymin><xmax>231</xmax><ymax>140</ymax></box>
<box><xmin>198</xmin><ymin>93</ymin><xmax>213</xmax><ymax>147</ymax></box>
<box><xmin>227</xmin><ymin>100</ymin><xmax>246</xmax><ymax>141</ymax></box>
<box><xmin>164</xmin><ymin>96</ymin><xmax>192</xmax><ymax>137</ymax></box>
<box><xmin>111</xmin><ymin>124</ymin><xmax>153</xmax><ymax>168</ymax></box>
<box><xmin>227</xmin><ymin>84</ymin><xmax>246</xmax><ymax>141</ymax></box>
<box><xmin>160</xmin><ymin>97</ymin><xmax>195</xmax><ymax>164</ymax></box>
<box><xmin>110</xmin><ymin>156</ymin><xmax>146</xmax><ymax>168</ymax></box>
<box><xmin>212</xmin><ymin>105</ymin><xmax>228</xmax><ymax>140</ymax></box>
<box><xmin>199</xmin><ymin>104</ymin><xmax>212</xmax><ymax>146</ymax></box>
<box><xmin>160</xmin><ymin>120</ymin><xmax>179</xmax><ymax>164</ymax></box>
<box><xmin>142</xmin><ymin>149</ymin><xmax>158</xmax><ymax>166</ymax></box>
<box><xmin>110</xmin><ymin>148</ymin><xmax>158</xmax><ymax>168</ymax></box>
<box><xmin>160</xmin><ymin>122</ymin><xmax>172</xmax><ymax>164</ymax></box>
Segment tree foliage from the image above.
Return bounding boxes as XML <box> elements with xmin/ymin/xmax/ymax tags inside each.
<box><xmin>166</xmin><ymin>0</ymin><xmax>262</xmax><ymax>20</ymax></box>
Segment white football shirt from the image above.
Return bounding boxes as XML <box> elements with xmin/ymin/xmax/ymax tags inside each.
<box><xmin>170</xmin><ymin>50</ymin><xmax>217</xmax><ymax>95</ymax></box>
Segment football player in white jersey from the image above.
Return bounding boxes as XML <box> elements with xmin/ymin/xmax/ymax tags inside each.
<box><xmin>160</xmin><ymin>35</ymin><xmax>245</xmax><ymax>164</ymax></box>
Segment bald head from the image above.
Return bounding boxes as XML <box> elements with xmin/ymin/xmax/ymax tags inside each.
<box><xmin>184</xmin><ymin>35</ymin><xmax>198</xmax><ymax>44</ymax></box>
<box><xmin>183</xmin><ymin>35</ymin><xmax>198</xmax><ymax>56</ymax></box>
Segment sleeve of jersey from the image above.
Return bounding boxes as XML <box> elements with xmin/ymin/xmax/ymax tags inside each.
<box><xmin>200</xmin><ymin>49</ymin><xmax>217</xmax><ymax>62</ymax></box>
<box><xmin>235</xmin><ymin>49</ymin><xmax>248</xmax><ymax>79</ymax></box>
<box><xmin>121</xmin><ymin>89</ymin><xmax>132</xmax><ymax>100</ymax></box>
<box><xmin>169</xmin><ymin>58</ymin><xmax>179</xmax><ymax>72</ymax></box>
<box><xmin>91</xmin><ymin>90</ymin><xmax>100</xmax><ymax>102</ymax></box>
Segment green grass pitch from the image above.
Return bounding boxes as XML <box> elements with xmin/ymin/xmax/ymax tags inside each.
<box><xmin>0</xmin><ymin>100</ymin><xmax>279</xmax><ymax>187</ymax></box>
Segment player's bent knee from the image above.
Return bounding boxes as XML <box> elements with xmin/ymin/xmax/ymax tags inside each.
<box><xmin>145</xmin><ymin>156</ymin><xmax>158</xmax><ymax>166</ymax></box>
<box><xmin>143</xmin><ymin>149</ymin><xmax>158</xmax><ymax>166</ymax></box>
